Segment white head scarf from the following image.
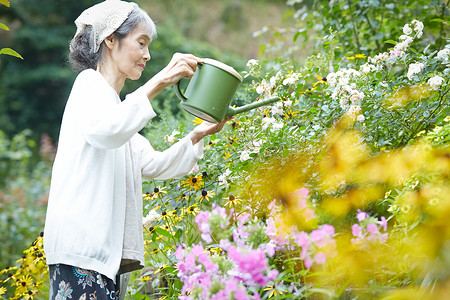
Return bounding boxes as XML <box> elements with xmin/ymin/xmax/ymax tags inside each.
<box><xmin>72</xmin><ymin>0</ymin><xmax>138</xmax><ymax>53</ymax></box>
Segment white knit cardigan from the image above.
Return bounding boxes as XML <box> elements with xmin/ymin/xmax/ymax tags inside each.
<box><xmin>43</xmin><ymin>69</ymin><xmax>203</xmax><ymax>281</ymax></box>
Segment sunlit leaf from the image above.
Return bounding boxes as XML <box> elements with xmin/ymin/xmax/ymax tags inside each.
<box><xmin>0</xmin><ymin>0</ymin><xmax>10</xmax><ymax>7</ymax></box>
<box><xmin>0</xmin><ymin>23</ymin><xmax>9</xmax><ymax>31</ymax></box>
<box><xmin>0</xmin><ymin>48</ymin><xmax>23</xmax><ymax>59</ymax></box>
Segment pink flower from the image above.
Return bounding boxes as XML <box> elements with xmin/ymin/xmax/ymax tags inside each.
<box><xmin>304</xmin><ymin>257</ymin><xmax>313</xmax><ymax>269</ymax></box>
<box><xmin>356</xmin><ymin>210</ymin><xmax>368</xmax><ymax>222</ymax></box>
<box><xmin>352</xmin><ymin>224</ymin><xmax>362</xmax><ymax>237</ymax></box>
<box><xmin>293</xmin><ymin>232</ymin><xmax>309</xmax><ymax>248</ymax></box>
<box><xmin>310</xmin><ymin>229</ymin><xmax>324</xmax><ymax>243</ymax></box>
<box><xmin>195</xmin><ymin>211</ymin><xmax>209</xmax><ymax>226</ymax></box>
<box><xmin>321</xmin><ymin>224</ymin><xmax>335</xmax><ymax>236</ymax></box>
<box><xmin>378</xmin><ymin>216</ymin><xmax>388</xmax><ymax>231</ymax></box>
<box><xmin>314</xmin><ymin>251</ymin><xmax>327</xmax><ymax>265</ymax></box>
<box><xmin>295</xmin><ymin>187</ymin><xmax>310</xmax><ymax>199</ymax></box>
<box><xmin>367</xmin><ymin>223</ymin><xmax>378</xmax><ymax>234</ymax></box>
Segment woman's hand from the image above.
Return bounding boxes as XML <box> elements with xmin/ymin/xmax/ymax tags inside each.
<box><xmin>160</xmin><ymin>53</ymin><xmax>202</xmax><ymax>86</ymax></box>
<box><xmin>189</xmin><ymin>117</ymin><xmax>233</xmax><ymax>145</ymax></box>
<box><xmin>143</xmin><ymin>53</ymin><xmax>202</xmax><ymax>101</ymax></box>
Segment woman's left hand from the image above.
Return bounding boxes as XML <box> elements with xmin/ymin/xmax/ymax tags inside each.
<box><xmin>189</xmin><ymin>117</ymin><xmax>233</xmax><ymax>145</ymax></box>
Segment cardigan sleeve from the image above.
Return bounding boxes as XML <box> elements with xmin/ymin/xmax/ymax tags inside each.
<box><xmin>137</xmin><ymin>134</ymin><xmax>204</xmax><ymax>180</ymax></box>
<box><xmin>72</xmin><ymin>70</ymin><xmax>156</xmax><ymax>149</ymax></box>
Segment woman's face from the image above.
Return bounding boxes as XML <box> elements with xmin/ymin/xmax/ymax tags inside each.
<box><xmin>110</xmin><ymin>22</ymin><xmax>152</xmax><ymax>80</ymax></box>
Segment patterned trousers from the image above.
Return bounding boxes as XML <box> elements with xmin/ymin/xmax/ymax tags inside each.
<box><xmin>48</xmin><ymin>264</ymin><xmax>120</xmax><ymax>300</ymax></box>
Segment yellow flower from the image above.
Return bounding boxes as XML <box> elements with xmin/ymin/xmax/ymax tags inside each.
<box><xmin>207</xmin><ymin>247</ymin><xmax>223</xmax><ymax>256</ymax></box>
<box><xmin>230</xmin><ymin>120</ymin><xmax>240</xmax><ymax>130</ymax></box>
<box><xmin>204</xmin><ymin>139</ymin><xmax>218</xmax><ymax>150</ymax></box>
<box><xmin>0</xmin><ymin>287</ymin><xmax>6</xmax><ymax>296</ymax></box>
<box><xmin>192</xmin><ymin>117</ymin><xmax>204</xmax><ymax>125</ymax></box>
<box><xmin>224</xmin><ymin>195</ymin><xmax>242</xmax><ymax>208</ymax></box>
<box><xmin>264</xmin><ymin>285</ymin><xmax>285</xmax><ymax>298</ymax></box>
<box><xmin>15</xmin><ymin>275</ymin><xmax>33</xmax><ymax>296</ymax></box>
<box><xmin>283</xmin><ymin>109</ymin><xmax>299</xmax><ymax>119</ymax></box>
<box><xmin>227</xmin><ymin>134</ymin><xmax>239</xmax><ymax>147</ymax></box>
<box><xmin>196</xmin><ymin>190</ymin><xmax>215</xmax><ymax>203</ymax></box>
<box><xmin>182</xmin><ymin>175</ymin><xmax>204</xmax><ymax>191</ymax></box>
<box><xmin>139</xmin><ymin>276</ymin><xmax>151</xmax><ymax>282</ymax></box>
<box><xmin>223</xmin><ymin>152</ymin><xmax>231</xmax><ymax>160</ymax></box>
<box><xmin>0</xmin><ymin>266</ymin><xmax>17</xmax><ymax>276</ymax></box>
<box><xmin>184</xmin><ymin>203</ymin><xmax>200</xmax><ymax>216</ymax></box>
<box><xmin>152</xmin><ymin>186</ymin><xmax>167</xmax><ymax>198</ymax></box>
<box><xmin>154</xmin><ymin>265</ymin><xmax>169</xmax><ymax>274</ymax></box>
<box><xmin>346</xmin><ymin>53</ymin><xmax>367</xmax><ymax>59</ymax></box>
<box><xmin>143</xmin><ymin>192</ymin><xmax>154</xmax><ymax>201</ymax></box>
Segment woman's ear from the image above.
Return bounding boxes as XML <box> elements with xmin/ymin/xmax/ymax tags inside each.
<box><xmin>104</xmin><ymin>34</ymin><xmax>115</xmax><ymax>50</ymax></box>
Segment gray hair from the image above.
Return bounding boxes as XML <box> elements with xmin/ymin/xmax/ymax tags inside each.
<box><xmin>69</xmin><ymin>7</ymin><xmax>157</xmax><ymax>72</ymax></box>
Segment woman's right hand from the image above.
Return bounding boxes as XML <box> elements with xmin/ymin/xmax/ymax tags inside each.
<box><xmin>159</xmin><ymin>53</ymin><xmax>202</xmax><ymax>86</ymax></box>
<box><xmin>143</xmin><ymin>53</ymin><xmax>202</xmax><ymax>101</ymax></box>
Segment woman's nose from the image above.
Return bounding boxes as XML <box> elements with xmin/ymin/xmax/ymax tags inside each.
<box><xmin>143</xmin><ymin>49</ymin><xmax>151</xmax><ymax>61</ymax></box>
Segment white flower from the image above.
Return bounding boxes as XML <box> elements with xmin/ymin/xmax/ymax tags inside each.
<box><xmin>283</xmin><ymin>100</ymin><xmax>293</xmax><ymax>107</ymax></box>
<box><xmin>287</xmin><ymin>0</ymin><xmax>302</xmax><ymax>5</ymax></box>
<box><xmin>164</xmin><ymin>130</ymin><xmax>180</xmax><ymax>144</ymax></box>
<box><xmin>403</xmin><ymin>24</ymin><xmax>412</xmax><ymax>35</ymax></box>
<box><xmin>143</xmin><ymin>210</ymin><xmax>161</xmax><ymax>229</ymax></box>
<box><xmin>272</xmin><ymin>120</ymin><xmax>284</xmax><ymax>130</ymax></box>
<box><xmin>370</xmin><ymin>52</ymin><xmax>389</xmax><ymax>64</ymax></box>
<box><xmin>246</xmin><ymin>59</ymin><xmax>259</xmax><ymax>69</ymax></box>
<box><xmin>271</xmin><ymin>102</ymin><xmax>283</xmax><ymax>115</ymax></box>
<box><xmin>189</xmin><ymin>163</ymin><xmax>199</xmax><ymax>174</ymax></box>
<box><xmin>240</xmin><ymin>150</ymin><xmax>252</xmax><ymax>162</ymax></box>
<box><xmin>218</xmin><ymin>169</ymin><xmax>231</xmax><ymax>187</ymax></box>
<box><xmin>261</xmin><ymin>117</ymin><xmax>273</xmax><ymax>131</ymax></box>
<box><xmin>428</xmin><ymin>75</ymin><xmax>444</xmax><ymax>90</ymax></box>
<box><xmin>347</xmin><ymin>105</ymin><xmax>362</xmax><ymax>120</ymax></box>
<box><xmin>360</xmin><ymin>63</ymin><xmax>377</xmax><ymax>74</ymax></box>
<box><xmin>283</xmin><ymin>72</ymin><xmax>300</xmax><ymax>85</ymax></box>
<box><xmin>412</xmin><ymin>20</ymin><xmax>424</xmax><ymax>37</ymax></box>
<box><xmin>356</xmin><ymin>114</ymin><xmax>365</xmax><ymax>122</ymax></box>
<box><xmin>437</xmin><ymin>48</ymin><xmax>450</xmax><ymax>60</ymax></box>
<box><xmin>350</xmin><ymin>89</ymin><xmax>365</xmax><ymax>105</ymax></box>
<box><xmin>326</xmin><ymin>73</ymin><xmax>337</xmax><ymax>87</ymax></box>
<box><xmin>256</xmin><ymin>84</ymin><xmax>265</xmax><ymax>94</ymax></box>
<box><xmin>407</xmin><ymin>62</ymin><xmax>425</xmax><ymax>80</ymax></box>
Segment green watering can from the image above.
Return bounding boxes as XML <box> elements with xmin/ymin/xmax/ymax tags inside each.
<box><xmin>174</xmin><ymin>58</ymin><xmax>280</xmax><ymax>123</ymax></box>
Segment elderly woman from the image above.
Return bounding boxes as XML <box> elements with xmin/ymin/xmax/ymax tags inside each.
<box><xmin>43</xmin><ymin>0</ymin><xmax>228</xmax><ymax>299</ymax></box>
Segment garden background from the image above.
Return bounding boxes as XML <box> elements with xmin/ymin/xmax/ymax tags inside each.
<box><xmin>0</xmin><ymin>0</ymin><xmax>449</xmax><ymax>299</ymax></box>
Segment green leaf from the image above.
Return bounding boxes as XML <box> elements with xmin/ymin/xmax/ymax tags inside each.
<box><xmin>0</xmin><ymin>48</ymin><xmax>23</xmax><ymax>59</ymax></box>
<box><xmin>0</xmin><ymin>23</ymin><xmax>9</xmax><ymax>31</ymax></box>
<box><xmin>155</xmin><ymin>227</ymin><xmax>173</xmax><ymax>239</ymax></box>
<box><xmin>431</xmin><ymin>18</ymin><xmax>444</xmax><ymax>23</ymax></box>
<box><xmin>384</xmin><ymin>39</ymin><xmax>397</xmax><ymax>45</ymax></box>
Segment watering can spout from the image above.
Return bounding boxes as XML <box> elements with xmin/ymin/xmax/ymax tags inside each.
<box><xmin>225</xmin><ymin>96</ymin><xmax>281</xmax><ymax>118</ymax></box>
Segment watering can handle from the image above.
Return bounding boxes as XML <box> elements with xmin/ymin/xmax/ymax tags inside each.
<box><xmin>174</xmin><ymin>79</ymin><xmax>188</xmax><ymax>101</ymax></box>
